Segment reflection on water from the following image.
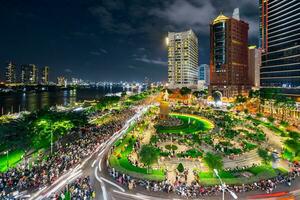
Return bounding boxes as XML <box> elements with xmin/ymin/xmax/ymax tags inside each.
<box><xmin>0</xmin><ymin>86</ymin><xmax>125</xmax><ymax>114</ymax></box>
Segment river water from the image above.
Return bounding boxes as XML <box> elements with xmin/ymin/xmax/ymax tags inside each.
<box><xmin>0</xmin><ymin>86</ymin><xmax>135</xmax><ymax>114</ymax></box>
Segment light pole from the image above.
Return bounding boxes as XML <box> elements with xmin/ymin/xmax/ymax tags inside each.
<box><xmin>213</xmin><ymin>169</ymin><xmax>238</xmax><ymax>200</ymax></box>
<box><xmin>51</xmin><ymin>132</ymin><xmax>53</xmax><ymax>155</ymax></box>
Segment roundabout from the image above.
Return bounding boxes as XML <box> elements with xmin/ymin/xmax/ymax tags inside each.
<box><xmin>105</xmin><ymin>104</ymin><xmax>300</xmax><ymax>198</ymax></box>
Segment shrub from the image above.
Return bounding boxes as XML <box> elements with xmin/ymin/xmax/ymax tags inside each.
<box><xmin>289</xmin><ymin>131</ymin><xmax>300</xmax><ymax>140</ymax></box>
<box><xmin>280</xmin><ymin>121</ymin><xmax>289</xmax><ymax>127</ymax></box>
<box><xmin>204</xmin><ymin>152</ymin><xmax>223</xmax><ymax>170</ymax></box>
<box><xmin>177</xmin><ymin>163</ymin><xmax>184</xmax><ymax>173</ymax></box>
<box><xmin>165</xmin><ymin>144</ymin><xmax>178</xmax><ymax>151</ymax></box>
<box><xmin>257</xmin><ymin>148</ymin><xmax>272</xmax><ymax>164</ymax></box>
<box><xmin>256</xmin><ymin>113</ymin><xmax>263</xmax><ymax>118</ymax></box>
<box><xmin>267</xmin><ymin>116</ymin><xmax>275</xmax><ymax>123</ymax></box>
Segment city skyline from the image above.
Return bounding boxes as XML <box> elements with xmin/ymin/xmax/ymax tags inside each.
<box><xmin>0</xmin><ymin>0</ymin><xmax>259</xmax><ymax>82</ymax></box>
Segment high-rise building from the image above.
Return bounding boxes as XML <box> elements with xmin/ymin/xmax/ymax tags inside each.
<box><xmin>21</xmin><ymin>64</ymin><xmax>38</xmax><ymax>84</ymax></box>
<box><xmin>167</xmin><ymin>29</ymin><xmax>199</xmax><ymax>88</ymax></box>
<box><xmin>259</xmin><ymin>0</ymin><xmax>300</xmax><ymax>98</ymax></box>
<box><xmin>41</xmin><ymin>66</ymin><xmax>49</xmax><ymax>85</ymax></box>
<box><xmin>57</xmin><ymin>76</ymin><xmax>66</xmax><ymax>87</ymax></box>
<box><xmin>248</xmin><ymin>46</ymin><xmax>262</xmax><ymax>88</ymax></box>
<box><xmin>21</xmin><ymin>65</ymin><xmax>31</xmax><ymax>84</ymax></box>
<box><xmin>209</xmin><ymin>10</ymin><xmax>249</xmax><ymax>97</ymax></box>
<box><xmin>5</xmin><ymin>61</ymin><xmax>16</xmax><ymax>84</ymax></box>
<box><xmin>199</xmin><ymin>64</ymin><xmax>210</xmax><ymax>86</ymax></box>
<box><xmin>31</xmin><ymin>64</ymin><xmax>38</xmax><ymax>84</ymax></box>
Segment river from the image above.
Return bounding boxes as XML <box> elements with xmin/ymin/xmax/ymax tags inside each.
<box><xmin>0</xmin><ymin>86</ymin><xmax>139</xmax><ymax>114</ymax></box>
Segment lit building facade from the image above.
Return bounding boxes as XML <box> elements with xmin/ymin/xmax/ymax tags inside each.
<box><xmin>248</xmin><ymin>46</ymin><xmax>262</xmax><ymax>88</ymax></box>
<box><xmin>167</xmin><ymin>29</ymin><xmax>199</xmax><ymax>88</ymax></box>
<box><xmin>5</xmin><ymin>61</ymin><xmax>16</xmax><ymax>83</ymax></box>
<box><xmin>21</xmin><ymin>64</ymin><xmax>38</xmax><ymax>84</ymax></box>
<box><xmin>199</xmin><ymin>64</ymin><xmax>210</xmax><ymax>86</ymax></box>
<box><xmin>209</xmin><ymin>12</ymin><xmax>250</xmax><ymax>97</ymax></box>
<box><xmin>21</xmin><ymin>65</ymin><xmax>31</xmax><ymax>84</ymax></box>
<box><xmin>57</xmin><ymin>76</ymin><xmax>66</xmax><ymax>87</ymax></box>
<box><xmin>41</xmin><ymin>66</ymin><xmax>49</xmax><ymax>85</ymax></box>
<box><xmin>259</xmin><ymin>0</ymin><xmax>300</xmax><ymax>98</ymax></box>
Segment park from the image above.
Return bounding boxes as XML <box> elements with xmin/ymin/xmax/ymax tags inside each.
<box><xmin>108</xmin><ymin>89</ymin><xmax>300</xmax><ymax>195</ymax></box>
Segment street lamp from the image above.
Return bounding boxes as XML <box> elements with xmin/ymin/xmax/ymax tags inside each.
<box><xmin>51</xmin><ymin>132</ymin><xmax>53</xmax><ymax>155</ymax></box>
<box><xmin>213</xmin><ymin>169</ymin><xmax>238</xmax><ymax>200</ymax></box>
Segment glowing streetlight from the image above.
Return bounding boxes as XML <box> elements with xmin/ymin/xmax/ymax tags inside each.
<box><xmin>214</xmin><ymin>169</ymin><xmax>238</xmax><ymax>200</ymax></box>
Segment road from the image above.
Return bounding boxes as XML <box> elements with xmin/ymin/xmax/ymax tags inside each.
<box><xmin>27</xmin><ymin>105</ymin><xmax>300</xmax><ymax>200</ymax></box>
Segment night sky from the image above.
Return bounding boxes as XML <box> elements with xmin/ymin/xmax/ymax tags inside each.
<box><xmin>0</xmin><ymin>0</ymin><xmax>259</xmax><ymax>82</ymax></box>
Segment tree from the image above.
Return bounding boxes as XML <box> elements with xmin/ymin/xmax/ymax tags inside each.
<box><xmin>139</xmin><ymin>145</ymin><xmax>159</xmax><ymax>173</ymax></box>
<box><xmin>177</xmin><ymin>163</ymin><xmax>184</xmax><ymax>173</ymax></box>
<box><xmin>180</xmin><ymin>87</ymin><xmax>192</xmax><ymax>96</ymax></box>
<box><xmin>284</xmin><ymin>139</ymin><xmax>300</xmax><ymax>157</ymax></box>
<box><xmin>204</xmin><ymin>152</ymin><xmax>223</xmax><ymax>170</ymax></box>
<box><xmin>235</xmin><ymin>95</ymin><xmax>247</xmax><ymax>104</ymax></box>
<box><xmin>257</xmin><ymin>148</ymin><xmax>272</xmax><ymax>164</ymax></box>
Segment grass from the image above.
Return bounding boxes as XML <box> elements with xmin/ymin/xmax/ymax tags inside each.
<box><xmin>109</xmin><ymin>125</ymin><xmax>165</xmax><ymax>181</ymax></box>
<box><xmin>156</xmin><ymin>113</ymin><xmax>214</xmax><ymax>135</ymax></box>
<box><xmin>0</xmin><ymin>149</ymin><xmax>25</xmax><ymax>172</ymax></box>
<box><xmin>197</xmin><ymin>165</ymin><xmax>287</xmax><ymax>186</ymax></box>
<box><xmin>250</xmin><ymin>117</ymin><xmax>288</xmax><ymax>137</ymax></box>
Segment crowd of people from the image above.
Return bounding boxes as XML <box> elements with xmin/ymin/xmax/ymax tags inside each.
<box><xmin>51</xmin><ymin>176</ymin><xmax>95</xmax><ymax>200</ymax></box>
<box><xmin>0</xmin><ymin>108</ymin><xmax>135</xmax><ymax>199</ymax></box>
<box><xmin>109</xmin><ymin>162</ymin><xmax>300</xmax><ymax>198</ymax></box>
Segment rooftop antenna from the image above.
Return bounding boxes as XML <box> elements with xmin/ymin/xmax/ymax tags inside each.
<box><xmin>232</xmin><ymin>8</ymin><xmax>240</xmax><ymax>20</ymax></box>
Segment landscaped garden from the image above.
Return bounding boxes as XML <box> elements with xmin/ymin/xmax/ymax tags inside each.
<box><xmin>108</xmin><ymin>101</ymin><xmax>298</xmax><ymax>188</ymax></box>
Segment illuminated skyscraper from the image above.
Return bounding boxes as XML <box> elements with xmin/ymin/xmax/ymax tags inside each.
<box><xmin>21</xmin><ymin>65</ymin><xmax>30</xmax><ymax>84</ymax></box>
<box><xmin>259</xmin><ymin>0</ymin><xmax>300</xmax><ymax>97</ymax></box>
<box><xmin>57</xmin><ymin>76</ymin><xmax>66</xmax><ymax>87</ymax></box>
<box><xmin>30</xmin><ymin>64</ymin><xmax>38</xmax><ymax>84</ymax></box>
<box><xmin>209</xmin><ymin>11</ymin><xmax>249</xmax><ymax>97</ymax></box>
<box><xmin>5</xmin><ymin>61</ymin><xmax>16</xmax><ymax>84</ymax></box>
<box><xmin>21</xmin><ymin>64</ymin><xmax>38</xmax><ymax>84</ymax></box>
<box><xmin>167</xmin><ymin>29</ymin><xmax>199</xmax><ymax>88</ymax></box>
<box><xmin>41</xmin><ymin>66</ymin><xmax>49</xmax><ymax>85</ymax></box>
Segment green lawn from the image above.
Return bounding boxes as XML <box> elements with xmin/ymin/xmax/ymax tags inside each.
<box><xmin>250</xmin><ymin>117</ymin><xmax>288</xmax><ymax>137</ymax></box>
<box><xmin>109</xmin><ymin>125</ymin><xmax>165</xmax><ymax>181</ymax></box>
<box><xmin>197</xmin><ymin>165</ymin><xmax>287</xmax><ymax>186</ymax></box>
<box><xmin>156</xmin><ymin>113</ymin><xmax>214</xmax><ymax>135</ymax></box>
<box><xmin>0</xmin><ymin>149</ymin><xmax>25</xmax><ymax>172</ymax></box>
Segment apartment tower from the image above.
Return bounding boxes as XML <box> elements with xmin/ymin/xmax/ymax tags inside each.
<box><xmin>167</xmin><ymin>29</ymin><xmax>199</xmax><ymax>88</ymax></box>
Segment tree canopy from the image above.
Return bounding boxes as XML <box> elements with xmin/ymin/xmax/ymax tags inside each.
<box><xmin>204</xmin><ymin>152</ymin><xmax>223</xmax><ymax>170</ymax></box>
<box><xmin>139</xmin><ymin>145</ymin><xmax>159</xmax><ymax>170</ymax></box>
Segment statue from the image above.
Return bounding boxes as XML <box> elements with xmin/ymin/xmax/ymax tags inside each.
<box><xmin>163</xmin><ymin>89</ymin><xmax>169</xmax><ymax>101</ymax></box>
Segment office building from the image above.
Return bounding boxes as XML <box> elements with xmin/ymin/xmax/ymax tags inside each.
<box><xmin>199</xmin><ymin>64</ymin><xmax>210</xmax><ymax>85</ymax></box>
<box><xmin>41</xmin><ymin>66</ymin><xmax>49</xmax><ymax>85</ymax></box>
<box><xmin>259</xmin><ymin>0</ymin><xmax>300</xmax><ymax>98</ymax></box>
<box><xmin>248</xmin><ymin>46</ymin><xmax>262</xmax><ymax>88</ymax></box>
<box><xmin>30</xmin><ymin>64</ymin><xmax>38</xmax><ymax>84</ymax></box>
<box><xmin>21</xmin><ymin>65</ymin><xmax>30</xmax><ymax>84</ymax></box>
<box><xmin>57</xmin><ymin>76</ymin><xmax>66</xmax><ymax>87</ymax></box>
<box><xmin>5</xmin><ymin>61</ymin><xmax>16</xmax><ymax>84</ymax></box>
<box><xmin>21</xmin><ymin>64</ymin><xmax>38</xmax><ymax>84</ymax></box>
<box><xmin>167</xmin><ymin>29</ymin><xmax>199</xmax><ymax>88</ymax></box>
<box><xmin>209</xmin><ymin>10</ymin><xmax>249</xmax><ymax>97</ymax></box>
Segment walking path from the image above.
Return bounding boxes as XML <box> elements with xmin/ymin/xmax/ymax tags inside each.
<box><xmin>259</xmin><ymin>125</ymin><xmax>284</xmax><ymax>151</ymax></box>
<box><xmin>223</xmin><ymin>149</ymin><xmax>262</xmax><ymax>169</ymax></box>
